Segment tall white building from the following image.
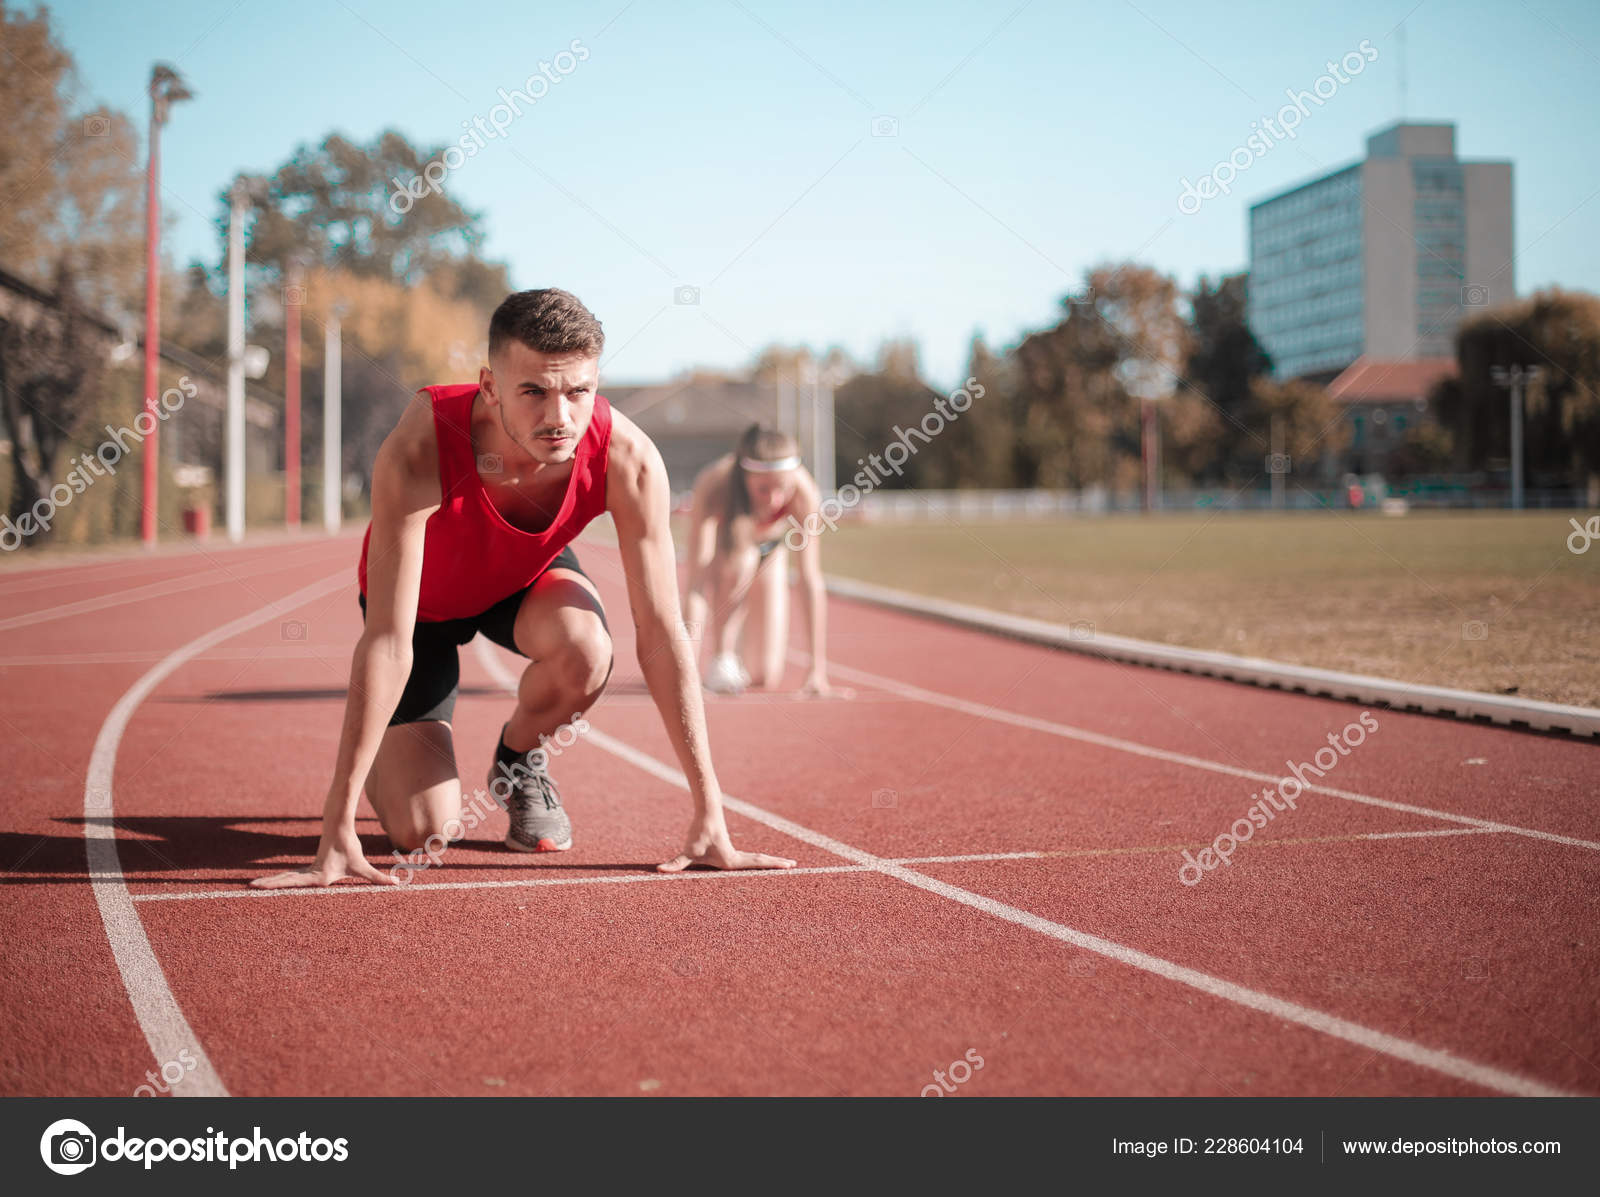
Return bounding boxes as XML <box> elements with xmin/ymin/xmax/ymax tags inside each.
<box><xmin>1247</xmin><ymin>122</ymin><xmax>1514</xmax><ymax>380</ymax></box>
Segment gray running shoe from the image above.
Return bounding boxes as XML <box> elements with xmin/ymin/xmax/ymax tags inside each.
<box><xmin>489</xmin><ymin>733</ymin><xmax>572</xmax><ymax>852</ymax></box>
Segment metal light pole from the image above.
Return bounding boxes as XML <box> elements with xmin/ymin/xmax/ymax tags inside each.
<box><xmin>1490</xmin><ymin>364</ymin><xmax>1541</xmax><ymax>510</ymax></box>
<box><xmin>139</xmin><ymin>63</ymin><xmax>193</xmax><ymax>547</ymax></box>
<box><xmin>283</xmin><ymin>260</ymin><xmax>303</xmax><ymax>529</ymax></box>
<box><xmin>776</xmin><ymin>373</ymin><xmax>795</xmax><ymax>436</ymax></box>
<box><xmin>1141</xmin><ymin>398</ymin><xmax>1160</xmax><ymax>512</ymax></box>
<box><xmin>226</xmin><ymin>184</ymin><xmax>247</xmax><ymax>542</ymax></box>
<box><xmin>803</xmin><ymin>360</ymin><xmax>835</xmax><ymax>495</ymax></box>
<box><xmin>323</xmin><ymin>305</ymin><xmax>344</xmax><ymax>533</ymax></box>
<box><xmin>817</xmin><ymin>370</ymin><xmax>836</xmax><ymax>495</ymax></box>
<box><xmin>1270</xmin><ymin>412</ymin><xmax>1286</xmax><ymax>510</ymax></box>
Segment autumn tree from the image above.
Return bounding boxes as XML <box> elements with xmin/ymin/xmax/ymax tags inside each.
<box><xmin>200</xmin><ymin>131</ymin><xmax>517</xmax><ymax>500</ymax></box>
<box><xmin>1246</xmin><ymin>377</ymin><xmax>1349</xmax><ymax>484</ymax></box>
<box><xmin>0</xmin><ymin>3</ymin><xmax>145</xmax><ymax>540</ymax></box>
<box><xmin>1431</xmin><ymin>288</ymin><xmax>1600</xmax><ymax>488</ymax></box>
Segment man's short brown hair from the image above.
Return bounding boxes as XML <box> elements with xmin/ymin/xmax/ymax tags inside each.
<box><xmin>488</xmin><ymin>289</ymin><xmax>604</xmax><ymax>359</ymax></box>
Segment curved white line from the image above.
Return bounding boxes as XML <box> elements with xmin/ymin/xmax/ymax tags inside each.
<box><xmin>85</xmin><ymin>569</ymin><xmax>351</xmax><ymax>1098</ymax></box>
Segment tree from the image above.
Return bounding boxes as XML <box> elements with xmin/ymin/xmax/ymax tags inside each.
<box><xmin>831</xmin><ymin>340</ymin><xmax>944</xmax><ymax>490</ymax></box>
<box><xmin>1186</xmin><ymin>273</ymin><xmax>1271</xmax><ymax>420</ymax></box>
<box><xmin>1247</xmin><ymin>377</ymin><xmax>1348</xmax><ymax>483</ymax></box>
<box><xmin>226</xmin><ymin>131</ymin><xmax>510</xmax><ymax>300</ymax></box>
<box><xmin>950</xmin><ymin>333</ymin><xmax>1016</xmax><ymax>488</ymax></box>
<box><xmin>0</xmin><ymin>3</ymin><xmax>71</xmax><ymax>279</ymax></box>
<box><xmin>0</xmin><ymin>3</ymin><xmax>145</xmax><ymax>544</ymax></box>
<box><xmin>204</xmin><ymin>131</ymin><xmax>517</xmax><ymax>500</ymax></box>
<box><xmin>1161</xmin><ymin>387</ymin><xmax>1226</xmax><ymax>484</ymax></box>
<box><xmin>0</xmin><ymin>261</ymin><xmax>107</xmax><ymax>541</ymax></box>
<box><xmin>1433</xmin><ymin>288</ymin><xmax>1600</xmax><ymax>485</ymax></box>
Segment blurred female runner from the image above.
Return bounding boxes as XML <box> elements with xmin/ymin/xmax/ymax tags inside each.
<box><xmin>682</xmin><ymin>424</ymin><xmax>843</xmax><ymax>696</ymax></box>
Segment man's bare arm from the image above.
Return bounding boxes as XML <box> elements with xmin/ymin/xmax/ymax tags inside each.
<box><xmin>607</xmin><ymin>415</ymin><xmax>794</xmax><ymax>872</ymax></box>
<box><xmin>252</xmin><ymin>393</ymin><xmax>439</xmax><ymax>888</ymax></box>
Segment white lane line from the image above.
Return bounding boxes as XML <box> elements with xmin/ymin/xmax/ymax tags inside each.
<box><xmin>806</xmin><ymin>654</ymin><xmax>1600</xmax><ymax>853</ymax></box>
<box><xmin>1</xmin><ymin>549</ymin><xmax>343</xmax><ymax>633</ymax></box>
<box><xmin>0</xmin><ymin>645</ymin><xmax>352</xmax><ymax>667</ymax></box>
<box><xmin>120</xmin><ymin>827</ymin><xmax>1505</xmax><ymax>903</ymax></box>
<box><xmin>135</xmin><ymin>864</ymin><xmax>876</xmax><ymax>902</ymax></box>
<box><xmin>85</xmin><ymin>569</ymin><xmax>352</xmax><ymax>1099</ymax></box>
<box><xmin>474</xmin><ymin>637</ymin><xmax>1575</xmax><ymax>1098</ymax></box>
<box><xmin>1357</xmin><ymin>827</ymin><xmax>1500</xmax><ymax>842</ymax></box>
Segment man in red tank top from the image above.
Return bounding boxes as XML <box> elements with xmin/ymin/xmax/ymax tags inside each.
<box><xmin>254</xmin><ymin>289</ymin><xmax>794</xmax><ymax>888</ymax></box>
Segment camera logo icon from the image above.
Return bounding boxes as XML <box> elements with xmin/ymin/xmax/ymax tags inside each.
<box><xmin>1461</xmin><ymin>283</ymin><xmax>1489</xmax><ymax>307</ymax></box>
<box><xmin>477</xmin><ymin>453</ymin><xmax>503</xmax><ymax>475</ymax></box>
<box><xmin>871</xmin><ymin>787</ymin><xmax>898</xmax><ymax>809</ymax></box>
<box><xmin>83</xmin><ymin>115</ymin><xmax>111</xmax><ymax>137</ymax></box>
<box><xmin>673</xmin><ymin>285</ymin><xmax>700</xmax><ymax>306</ymax></box>
<box><xmin>41</xmin><ymin>1119</ymin><xmax>96</xmax><ymax>1175</ymax></box>
<box><xmin>1068</xmin><ymin>620</ymin><xmax>1096</xmax><ymax>641</ymax></box>
<box><xmin>1461</xmin><ymin>620</ymin><xmax>1489</xmax><ymax>641</ymax></box>
<box><xmin>280</xmin><ymin>619</ymin><xmax>308</xmax><ymax>641</ymax></box>
<box><xmin>871</xmin><ymin>115</ymin><xmax>899</xmax><ymax>137</ymax></box>
<box><xmin>1265</xmin><ymin>452</ymin><xmax>1291</xmax><ymax>475</ymax></box>
<box><xmin>282</xmin><ymin>284</ymin><xmax>307</xmax><ymax>307</ymax></box>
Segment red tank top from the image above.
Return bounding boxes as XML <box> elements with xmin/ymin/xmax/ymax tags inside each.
<box><xmin>357</xmin><ymin>383</ymin><xmax>613</xmax><ymax>621</ymax></box>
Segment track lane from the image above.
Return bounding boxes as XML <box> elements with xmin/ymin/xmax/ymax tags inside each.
<box><xmin>6</xmin><ymin>532</ymin><xmax>1596</xmax><ymax>1096</ymax></box>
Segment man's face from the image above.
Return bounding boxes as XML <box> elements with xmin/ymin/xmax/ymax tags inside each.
<box><xmin>481</xmin><ymin>342</ymin><xmax>599</xmax><ymax>465</ymax></box>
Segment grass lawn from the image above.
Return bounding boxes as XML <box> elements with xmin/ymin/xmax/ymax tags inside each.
<box><xmin>819</xmin><ymin>510</ymin><xmax>1600</xmax><ymax>709</ymax></box>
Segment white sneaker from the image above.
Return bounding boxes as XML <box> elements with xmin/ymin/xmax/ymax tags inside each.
<box><xmin>704</xmin><ymin>652</ymin><xmax>750</xmax><ymax>695</ymax></box>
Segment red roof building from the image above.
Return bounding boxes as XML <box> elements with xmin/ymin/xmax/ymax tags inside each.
<box><xmin>1326</xmin><ymin>356</ymin><xmax>1457</xmax><ymax>476</ymax></box>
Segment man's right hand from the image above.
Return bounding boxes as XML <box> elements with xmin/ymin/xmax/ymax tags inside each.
<box><xmin>251</xmin><ymin>821</ymin><xmax>401</xmax><ymax>889</ymax></box>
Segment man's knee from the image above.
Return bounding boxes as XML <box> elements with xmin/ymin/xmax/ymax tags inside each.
<box><xmin>545</xmin><ymin>621</ymin><xmax>612</xmax><ymax>701</ymax></box>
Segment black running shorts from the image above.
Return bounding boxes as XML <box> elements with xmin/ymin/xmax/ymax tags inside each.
<box><xmin>356</xmin><ymin>543</ymin><xmax>606</xmax><ymax>726</ymax></box>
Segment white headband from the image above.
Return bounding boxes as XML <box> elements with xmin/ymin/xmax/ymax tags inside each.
<box><xmin>739</xmin><ymin>455</ymin><xmax>801</xmax><ymax>473</ymax></box>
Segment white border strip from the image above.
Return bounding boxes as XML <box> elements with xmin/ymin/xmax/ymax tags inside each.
<box><xmin>825</xmin><ymin>574</ymin><xmax>1600</xmax><ymax>739</ymax></box>
<box><xmin>84</xmin><ymin>569</ymin><xmax>351</xmax><ymax>1098</ymax></box>
<box><xmin>471</xmin><ymin>638</ymin><xmax>1576</xmax><ymax>1097</ymax></box>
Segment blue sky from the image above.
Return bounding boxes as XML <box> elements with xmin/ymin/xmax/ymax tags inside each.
<box><xmin>47</xmin><ymin>0</ymin><xmax>1600</xmax><ymax>387</ymax></box>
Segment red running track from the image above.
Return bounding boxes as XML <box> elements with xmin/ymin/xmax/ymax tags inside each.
<box><xmin>2</xmin><ymin>530</ymin><xmax>1597</xmax><ymax>1097</ymax></box>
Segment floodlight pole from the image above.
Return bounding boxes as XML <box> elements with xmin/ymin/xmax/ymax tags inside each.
<box><xmin>1490</xmin><ymin>364</ymin><xmax>1541</xmax><ymax>510</ymax></box>
<box><xmin>139</xmin><ymin>64</ymin><xmax>192</xmax><ymax>545</ymax></box>
<box><xmin>226</xmin><ymin>184</ymin><xmax>247</xmax><ymax>542</ymax></box>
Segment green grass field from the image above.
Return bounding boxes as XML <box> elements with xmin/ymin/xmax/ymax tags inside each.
<box><xmin>820</xmin><ymin>510</ymin><xmax>1600</xmax><ymax>709</ymax></box>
